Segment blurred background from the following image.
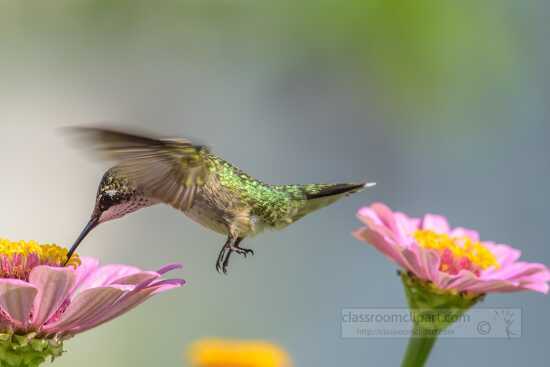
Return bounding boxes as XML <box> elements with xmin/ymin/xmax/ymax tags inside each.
<box><xmin>1</xmin><ymin>1</ymin><xmax>549</xmax><ymax>366</ymax></box>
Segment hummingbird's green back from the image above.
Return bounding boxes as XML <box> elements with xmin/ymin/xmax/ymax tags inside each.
<box><xmin>204</xmin><ymin>153</ymin><xmax>298</xmax><ymax>225</ymax></box>
<box><xmin>204</xmin><ymin>152</ymin><xmax>366</xmax><ymax>228</ymax></box>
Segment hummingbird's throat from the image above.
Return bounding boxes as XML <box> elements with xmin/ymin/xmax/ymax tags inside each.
<box><xmin>0</xmin><ymin>239</ymin><xmax>80</xmax><ymax>280</ymax></box>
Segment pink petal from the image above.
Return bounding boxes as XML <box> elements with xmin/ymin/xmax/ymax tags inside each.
<box><xmin>29</xmin><ymin>266</ymin><xmax>76</xmax><ymax>327</ymax></box>
<box><xmin>504</xmin><ymin>265</ymin><xmax>550</xmax><ymax>294</ymax></box>
<box><xmin>464</xmin><ymin>278</ymin><xmax>548</xmax><ymax>294</ymax></box>
<box><xmin>43</xmin><ymin>285</ymin><xmax>129</xmax><ymax>333</ymax></box>
<box><xmin>466</xmin><ymin>279</ymin><xmax>519</xmax><ymax>293</ymax></box>
<box><xmin>148</xmin><ymin>278</ymin><xmax>186</xmax><ymax>288</ymax></box>
<box><xmin>77</xmin><ymin>264</ymin><xmax>142</xmax><ymax>290</ymax></box>
<box><xmin>518</xmin><ymin>282</ymin><xmax>549</xmax><ymax>294</ymax></box>
<box><xmin>444</xmin><ymin>271</ymin><xmax>481</xmax><ymax>292</ymax></box>
<box><xmin>488</xmin><ymin>262</ymin><xmax>548</xmax><ymax>281</ymax></box>
<box><xmin>358</xmin><ymin>204</ymin><xmax>400</xmax><ymax>235</ymax></box>
<box><xmin>395</xmin><ymin>212</ymin><xmax>420</xmax><ymax>230</ymax></box>
<box><xmin>483</xmin><ymin>243</ymin><xmax>521</xmax><ymax>268</ymax></box>
<box><xmin>401</xmin><ymin>247</ymin><xmax>429</xmax><ymax>279</ymax></box>
<box><xmin>357</xmin><ymin>207</ymin><xmax>383</xmax><ymax>226</ymax></box>
<box><xmin>356</xmin><ymin>210</ymin><xmax>407</xmax><ymax>248</ymax></box>
<box><xmin>43</xmin><ymin>263</ymin><xmax>185</xmax><ymax>335</ymax></box>
<box><xmin>70</xmin><ymin>280</ymin><xmax>184</xmax><ymax>335</ymax></box>
<box><xmin>353</xmin><ymin>228</ymin><xmax>410</xmax><ymax>271</ymax></box>
<box><xmin>72</xmin><ymin>257</ymin><xmax>100</xmax><ymax>291</ymax></box>
<box><xmin>124</xmin><ymin>265</ymin><xmax>185</xmax><ymax>290</ymax></box>
<box><xmin>394</xmin><ymin>212</ymin><xmax>420</xmax><ymax>244</ymax></box>
<box><xmin>416</xmin><ymin>247</ymin><xmax>441</xmax><ymax>284</ymax></box>
<box><xmin>370</xmin><ymin>203</ymin><xmax>400</xmax><ymax>231</ymax></box>
<box><xmin>516</xmin><ymin>270</ymin><xmax>550</xmax><ymax>283</ymax></box>
<box><xmin>111</xmin><ymin>271</ymin><xmax>160</xmax><ymax>286</ymax></box>
<box><xmin>433</xmin><ymin>272</ymin><xmax>458</xmax><ymax>290</ymax></box>
<box><xmin>0</xmin><ymin>279</ymin><xmax>38</xmax><ymax>328</ymax></box>
<box><xmin>400</xmin><ymin>245</ymin><xmax>441</xmax><ymax>284</ymax></box>
<box><xmin>465</xmin><ymin>263</ymin><xmax>550</xmax><ymax>294</ymax></box>
<box><xmin>421</xmin><ymin>214</ymin><xmax>450</xmax><ymax>234</ymax></box>
<box><xmin>369</xmin><ymin>203</ymin><xmax>415</xmax><ymax>243</ymax></box>
<box><xmin>156</xmin><ymin>263</ymin><xmax>183</xmax><ymax>275</ymax></box>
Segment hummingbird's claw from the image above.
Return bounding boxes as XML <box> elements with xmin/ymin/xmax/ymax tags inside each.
<box><xmin>233</xmin><ymin>247</ymin><xmax>254</xmax><ymax>258</ymax></box>
<box><xmin>216</xmin><ymin>259</ymin><xmax>230</xmax><ymax>274</ymax></box>
<box><xmin>216</xmin><ymin>237</ymin><xmax>248</xmax><ymax>274</ymax></box>
<box><xmin>216</xmin><ymin>255</ymin><xmax>227</xmax><ymax>274</ymax></box>
<box><xmin>216</xmin><ymin>246</ymin><xmax>227</xmax><ymax>273</ymax></box>
<box><xmin>221</xmin><ymin>250</ymin><xmax>232</xmax><ymax>274</ymax></box>
<box><xmin>216</xmin><ymin>246</ymin><xmax>232</xmax><ymax>274</ymax></box>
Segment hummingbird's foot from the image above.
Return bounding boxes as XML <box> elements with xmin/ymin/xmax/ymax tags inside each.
<box><xmin>216</xmin><ymin>246</ymin><xmax>230</xmax><ymax>274</ymax></box>
<box><xmin>232</xmin><ymin>246</ymin><xmax>254</xmax><ymax>258</ymax></box>
<box><xmin>216</xmin><ymin>236</ymin><xmax>246</xmax><ymax>274</ymax></box>
<box><xmin>221</xmin><ymin>250</ymin><xmax>233</xmax><ymax>274</ymax></box>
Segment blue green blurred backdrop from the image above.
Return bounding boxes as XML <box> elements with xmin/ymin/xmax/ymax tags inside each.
<box><xmin>1</xmin><ymin>1</ymin><xmax>549</xmax><ymax>366</ymax></box>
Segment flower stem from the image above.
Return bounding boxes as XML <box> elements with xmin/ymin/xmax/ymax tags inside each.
<box><xmin>401</xmin><ymin>324</ymin><xmax>437</xmax><ymax>367</ymax></box>
<box><xmin>399</xmin><ymin>272</ymin><xmax>484</xmax><ymax>367</ymax></box>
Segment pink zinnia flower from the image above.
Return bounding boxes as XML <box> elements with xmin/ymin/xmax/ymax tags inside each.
<box><xmin>354</xmin><ymin>203</ymin><xmax>550</xmax><ymax>295</ymax></box>
<box><xmin>0</xmin><ymin>238</ymin><xmax>185</xmax><ymax>366</ymax></box>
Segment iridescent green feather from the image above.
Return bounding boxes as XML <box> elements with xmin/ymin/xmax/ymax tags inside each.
<box><xmin>204</xmin><ymin>152</ymin><xmax>365</xmax><ymax>227</ymax></box>
<box><xmin>205</xmin><ymin>154</ymin><xmax>295</xmax><ymax>223</ymax></box>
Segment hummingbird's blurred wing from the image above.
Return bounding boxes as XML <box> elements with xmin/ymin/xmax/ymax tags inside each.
<box><xmin>69</xmin><ymin>127</ymin><xmax>210</xmax><ymax>211</ymax></box>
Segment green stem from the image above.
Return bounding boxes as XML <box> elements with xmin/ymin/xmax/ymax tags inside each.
<box><xmin>398</xmin><ymin>272</ymin><xmax>484</xmax><ymax>367</ymax></box>
<box><xmin>401</xmin><ymin>324</ymin><xmax>438</xmax><ymax>367</ymax></box>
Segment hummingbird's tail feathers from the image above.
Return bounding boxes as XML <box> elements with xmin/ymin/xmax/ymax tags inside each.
<box><xmin>284</xmin><ymin>181</ymin><xmax>375</xmax><ymax>224</ymax></box>
<box><xmin>304</xmin><ymin>181</ymin><xmax>374</xmax><ymax>200</ymax></box>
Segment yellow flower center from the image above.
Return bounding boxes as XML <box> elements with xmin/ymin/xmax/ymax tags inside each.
<box><xmin>0</xmin><ymin>239</ymin><xmax>80</xmax><ymax>280</ymax></box>
<box><xmin>414</xmin><ymin>230</ymin><xmax>499</xmax><ymax>274</ymax></box>
<box><xmin>188</xmin><ymin>340</ymin><xmax>292</xmax><ymax>367</ymax></box>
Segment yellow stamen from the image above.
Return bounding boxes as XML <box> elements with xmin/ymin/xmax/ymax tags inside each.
<box><xmin>0</xmin><ymin>239</ymin><xmax>80</xmax><ymax>279</ymax></box>
<box><xmin>414</xmin><ymin>230</ymin><xmax>499</xmax><ymax>270</ymax></box>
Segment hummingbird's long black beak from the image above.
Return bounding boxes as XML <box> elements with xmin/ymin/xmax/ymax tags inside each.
<box><xmin>65</xmin><ymin>216</ymin><xmax>99</xmax><ymax>266</ymax></box>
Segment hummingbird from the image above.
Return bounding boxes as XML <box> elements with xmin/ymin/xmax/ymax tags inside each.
<box><xmin>66</xmin><ymin>127</ymin><xmax>375</xmax><ymax>273</ymax></box>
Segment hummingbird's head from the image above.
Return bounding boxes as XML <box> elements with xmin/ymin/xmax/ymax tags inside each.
<box><xmin>92</xmin><ymin>169</ymin><xmax>137</xmax><ymax>224</ymax></box>
<box><xmin>66</xmin><ymin>168</ymin><xmax>154</xmax><ymax>264</ymax></box>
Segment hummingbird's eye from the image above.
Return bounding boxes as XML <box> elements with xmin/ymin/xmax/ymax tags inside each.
<box><xmin>99</xmin><ymin>194</ymin><xmax>119</xmax><ymax>211</ymax></box>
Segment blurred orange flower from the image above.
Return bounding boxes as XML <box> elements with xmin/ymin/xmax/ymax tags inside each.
<box><xmin>187</xmin><ymin>339</ymin><xmax>292</xmax><ymax>367</ymax></box>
